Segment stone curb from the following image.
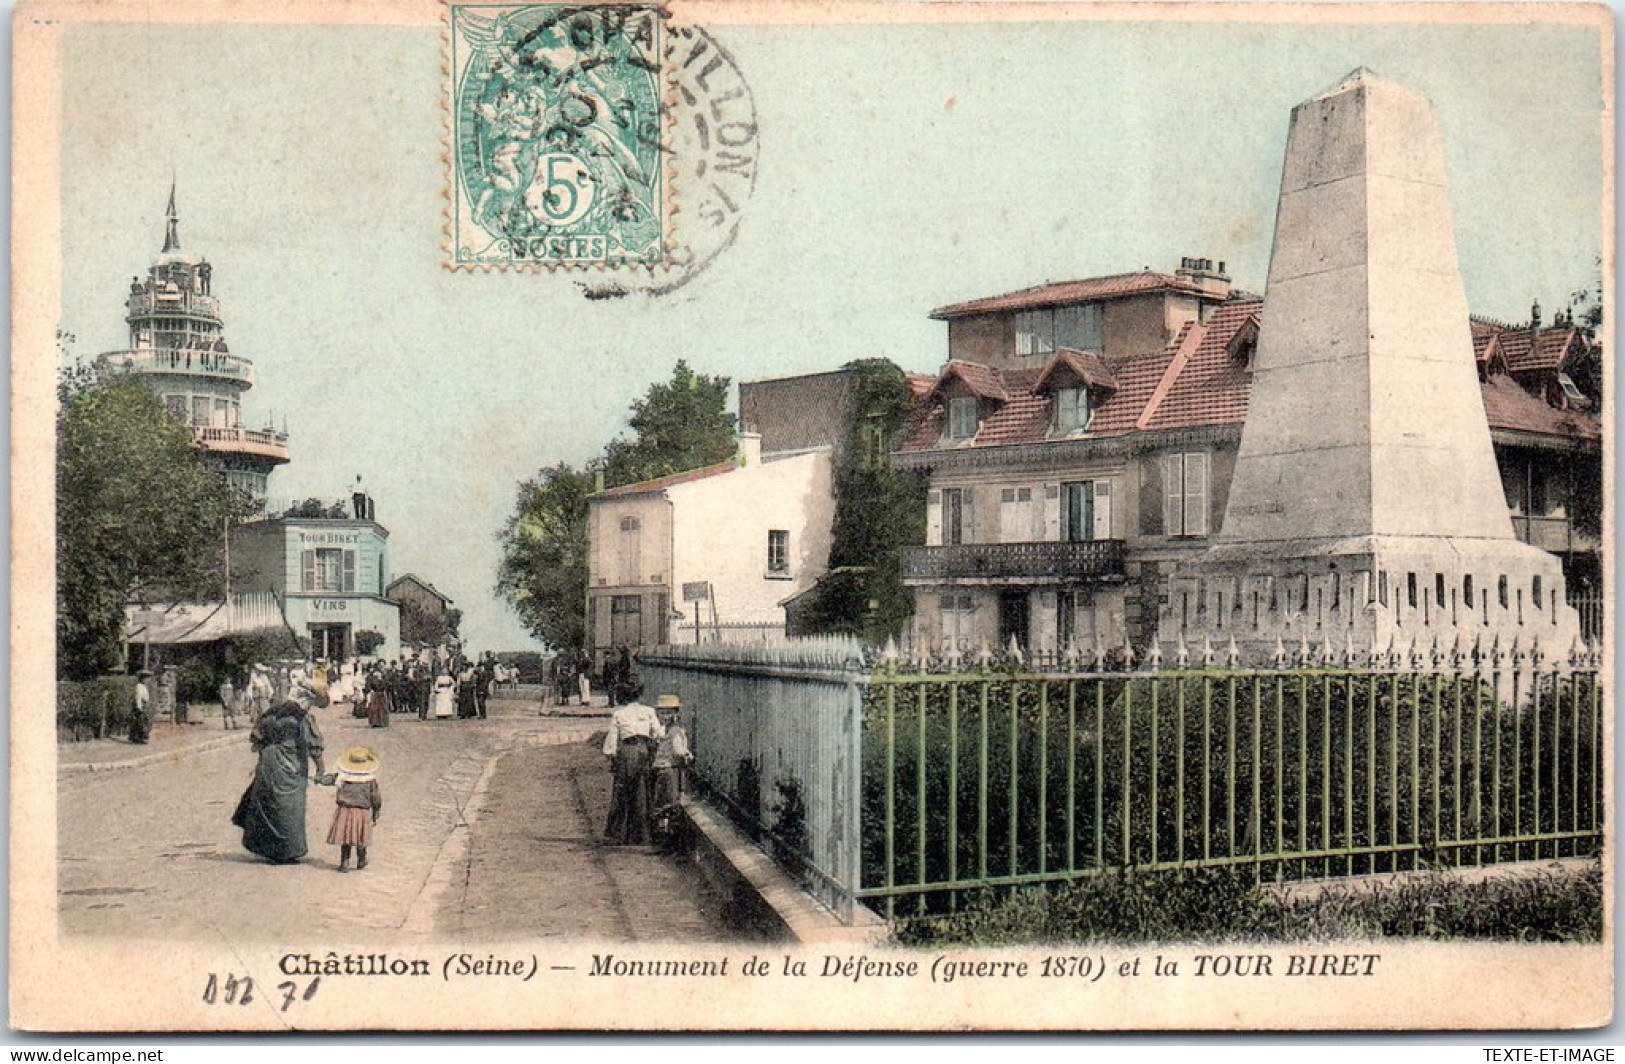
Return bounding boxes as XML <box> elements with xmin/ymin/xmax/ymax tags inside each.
<box><xmin>681</xmin><ymin>797</ymin><xmax>889</xmax><ymax>946</ymax></box>
<box><xmin>59</xmin><ymin>730</ymin><xmax>250</xmax><ymax>774</ymax></box>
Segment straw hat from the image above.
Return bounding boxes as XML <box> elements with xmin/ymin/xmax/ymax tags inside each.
<box><xmin>656</xmin><ymin>694</ymin><xmax>682</xmax><ymax>711</ymax></box>
<box><xmin>338</xmin><ymin>746</ymin><xmax>380</xmax><ymax>774</ymax></box>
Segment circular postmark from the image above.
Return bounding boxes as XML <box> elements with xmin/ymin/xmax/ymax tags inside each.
<box><xmin>580</xmin><ymin>22</ymin><xmax>760</xmax><ymax>298</ymax></box>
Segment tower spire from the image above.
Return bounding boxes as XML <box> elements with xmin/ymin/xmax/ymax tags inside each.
<box><xmin>162</xmin><ymin>180</ymin><xmax>180</xmax><ymax>254</ymax></box>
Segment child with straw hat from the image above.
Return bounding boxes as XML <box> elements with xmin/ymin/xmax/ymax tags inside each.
<box><xmin>328</xmin><ymin>746</ymin><xmax>383</xmax><ymax>872</ymax></box>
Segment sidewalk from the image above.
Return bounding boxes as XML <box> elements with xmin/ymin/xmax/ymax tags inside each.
<box><xmin>58</xmin><ymin>703</ymin><xmax>253</xmax><ymax>772</ymax></box>
<box><xmin>448</xmin><ymin>737</ymin><xmax>748</xmax><ymax>941</ymax></box>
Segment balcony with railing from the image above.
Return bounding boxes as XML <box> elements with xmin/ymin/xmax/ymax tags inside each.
<box><xmin>193</xmin><ymin>425</ymin><xmax>290</xmax><ymax>462</ymax></box>
<box><xmin>902</xmin><ymin>539</ymin><xmax>1127</xmax><ymax>583</ymax></box>
<box><xmin>99</xmin><ymin>348</ymin><xmax>254</xmax><ymax>386</ymax></box>
<box><xmin>127</xmin><ymin>289</ymin><xmax>221</xmax><ymax>321</ymax></box>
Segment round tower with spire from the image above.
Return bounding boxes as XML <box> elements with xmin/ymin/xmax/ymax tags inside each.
<box><xmin>98</xmin><ymin>185</ymin><xmax>290</xmax><ymax>506</ymax></box>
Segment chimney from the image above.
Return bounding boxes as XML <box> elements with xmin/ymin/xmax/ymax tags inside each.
<box><xmin>738</xmin><ymin>432</ymin><xmax>762</xmax><ymax>467</ymax></box>
<box><xmin>1175</xmin><ymin>254</ymin><xmax>1233</xmax><ymax>300</ymax></box>
<box><xmin>1530</xmin><ymin>299</ymin><xmax>1543</xmax><ymax>329</ymax></box>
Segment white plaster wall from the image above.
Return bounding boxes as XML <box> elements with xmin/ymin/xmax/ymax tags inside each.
<box><xmin>668</xmin><ymin>450</ymin><xmax>835</xmax><ymax>627</ymax></box>
<box><xmin>588</xmin><ymin>494</ymin><xmax>672</xmax><ymax>591</ymax></box>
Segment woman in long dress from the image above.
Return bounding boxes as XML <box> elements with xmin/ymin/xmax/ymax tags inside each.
<box><xmin>364</xmin><ymin>666</ymin><xmax>391</xmax><ymax>728</ymax></box>
<box><xmin>456</xmin><ymin>663</ymin><xmax>478</xmax><ymax>719</ymax></box>
<box><xmin>431</xmin><ymin>669</ymin><xmax>457</xmax><ymax>720</ymax></box>
<box><xmin>231</xmin><ymin>697</ymin><xmax>325</xmax><ymax>863</ymax></box>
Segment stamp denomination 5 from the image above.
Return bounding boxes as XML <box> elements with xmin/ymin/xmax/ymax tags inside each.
<box><xmin>447</xmin><ymin>2</ymin><xmax>668</xmax><ymax>269</ymax></box>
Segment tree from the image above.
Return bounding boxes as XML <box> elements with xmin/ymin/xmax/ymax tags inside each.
<box><xmin>57</xmin><ymin>378</ymin><xmax>243</xmax><ymax>679</ymax></box>
<box><xmin>279</xmin><ymin>498</ymin><xmax>349</xmax><ymax>520</ymax></box>
<box><xmin>496</xmin><ymin>362</ymin><xmax>738</xmax><ymax>651</ymax></box>
<box><xmin>601</xmin><ymin>360</ymin><xmax>736</xmax><ymax>488</ymax></box>
<box><xmin>495</xmin><ymin>463</ymin><xmax>592</xmax><ymax>652</ymax></box>
<box><xmin>398</xmin><ymin>599</ymin><xmax>463</xmax><ymax>648</ymax></box>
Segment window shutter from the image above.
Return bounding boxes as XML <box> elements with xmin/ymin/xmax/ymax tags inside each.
<box><xmin>302</xmin><ymin>550</ymin><xmax>316</xmax><ymax>592</ymax></box>
<box><xmin>343</xmin><ymin>550</ymin><xmax>357</xmax><ymax>592</ymax></box>
<box><xmin>1162</xmin><ymin>454</ymin><xmax>1183</xmax><ymax>536</ymax></box>
<box><xmin>1043</xmin><ymin>484</ymin><xmax>1062</xmax><ymax>541</ymax></box>
<box><xmin>962</xmin><ymin>489</ymin><xmax>976</xmax><ymax>545</ymax></box>
<box><xmin>1094</xmin><ymin>479</ymin><xmax>1113</xmax><ymax>541</ymax></box>
<box><xmin>1184</xmin><ymin>453</ymin><xmax>1209</xmax><ymax>537</ymax></box>
<box><xmin>926</xmin><ymin>490</ymin><xmax>942</xmax><ymax>547</ymax></box>
<box><xmin>1034</xmin><ymin>590</ymin><xmax>1058</xmax><ymax>650</ymax></box>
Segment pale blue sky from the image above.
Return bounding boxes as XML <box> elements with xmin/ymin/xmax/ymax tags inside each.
<box><xmin>57</xmin><ymin>14</ymin><xmax>1607</xmax><ymax>651</ymax></box>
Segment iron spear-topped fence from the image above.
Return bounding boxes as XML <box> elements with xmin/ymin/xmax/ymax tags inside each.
<box><xmin>640</xmin><ymin>634</ymin><xmax>1604</xmax><ymax>925</ymax></box>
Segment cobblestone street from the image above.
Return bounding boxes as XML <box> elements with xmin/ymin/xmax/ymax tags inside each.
<box><xmin>57</xmin><ymin>696</ymin><xmax>736</xmax><ymax>943</ymax></box>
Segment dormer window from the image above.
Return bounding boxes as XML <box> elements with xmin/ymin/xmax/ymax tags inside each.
<box><xmin>1226</xmin><ymin>314</ymin><xmax>1260</xmax><ymax>369</ymax></box>
<box><xmin>1035</xmin><ymin>350</ymin><xmax>1115</xmax><ymax>438</ymax></box>
<box><xmin>1053</xmin><ymin>387</ymin><xmax>1092</xmax><ymax>434</ymax></box>
<box><xmin>1557</xmin><ymin>372</ymin><xmax>1591</xmax><ymax>409</ymax></box>
<box><xmin>947</xmin><ymin>396</ymin><xmax>979</xmax><ymax>439</ymax></box>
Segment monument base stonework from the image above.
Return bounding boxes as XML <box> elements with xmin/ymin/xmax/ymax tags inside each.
<box><xmin>1158</xmin><ymin>535</ymin><xmax>1583</xmax><ymax>666</ymax></box>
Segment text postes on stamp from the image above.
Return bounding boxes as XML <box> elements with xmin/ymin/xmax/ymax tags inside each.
<box><xmin>447</xmin><ymin>3</ymin><xmax>667</xmax><ymax>269</ymax></box>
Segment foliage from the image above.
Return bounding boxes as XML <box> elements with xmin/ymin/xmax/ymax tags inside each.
<box><xmin>57</xmin><ymin>676</ymin><xmax>140</xmax><ymax>742</ymax></box>
<box><xmin>279</xmin><ymin>498</ymin><xmax>350</xmax><ymax>520</ymax></box>
<box><xmin>354</xmin><ymin>629</ymin><xmax>386</xmax><ymax>656</ymax></box>
<box><xmin>769</xmin><ymin>776</ymin><xmax>809</xmax><ymax>876</ymax></box>
<box><xmin>399</xmin><ymin>597</ymin><xmax>459</xmax><ymax>647</ymax></box>
<box><xmin>860</xmin><ymin>671</ymin><xmax>1603</xmax><ymax>904</ymax></box>
<box><xmin>1277</xmin><ymin>860</ymin><xmax>1603</xmax><ymax>942</ymax></box>
<box><xmin>897</xmin><ymin>860</ymin><xmax>1603</xmax><ymax>946</ymax></box>
<box><xmin>174</xmin><ymin>655</ymin><xmax>221</xmax><ymax>704</ymax></box>
<box><xmin>495</xmin><ymin>650</ymin><xmax>546</xmax><ymax>682</ymax></box>
<box><xmin>496</xmin><ymin>463</ymin><xmax>593</xmax><ymax>653</ymax></box>
<box><xmin>601</xmin><ymin>360</ymin><xmax>736</xmax><ymax>489</ymax></box>
<box><xmin>222</xmin><ymin>628</ymin><xmax>305</xmax><ymax>680</ymax></box>
<box><xmin>795</xmin><ymin>360</ymin><xmax>928</xmax><ymax>641</ymax></box>
<box><xmin>57</xmin><ymin>378</ymin><xmax>243</xmax><ymax>679</ymax></box>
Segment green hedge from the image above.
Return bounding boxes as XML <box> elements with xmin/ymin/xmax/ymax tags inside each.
<box><xmin>862</xmin><ymin>671</ymin><xmax>1603</xmax><ymax>910</ymax></box>
<box><xmin>897</xmin><ymin>860</ymin><xmax>1603</xmax><ymax>945</ymax></box>
<box><xmin>57</xmin><ymin>676</ymin><xmax>140</xmax><ymax>741</ymax></box>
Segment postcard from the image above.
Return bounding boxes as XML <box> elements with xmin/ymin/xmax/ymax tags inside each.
<box><xmin>13</xmin><ymin>0</ymin><xmax>1613</xmax><ymax>1032</ymax></box>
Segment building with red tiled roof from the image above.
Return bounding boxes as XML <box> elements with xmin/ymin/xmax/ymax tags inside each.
<box><xmin>893</xmin><ymin>264</ymin><xmax>1602</xmax><ymax>654</ymax></box>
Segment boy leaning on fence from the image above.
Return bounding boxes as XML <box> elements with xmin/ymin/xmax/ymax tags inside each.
<box><xmin>649</xmin><ymin>694</ymin><xmax>692</xmax><ymax>848</ymax></box>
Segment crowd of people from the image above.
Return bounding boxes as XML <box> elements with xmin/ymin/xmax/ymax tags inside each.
<box><xmin>350</xmin><ymin>652</ymin><xmax>507</xmax><ymax>726</ymax></box>
<box><xmin>124</xmin><ymin>644</ymin><xmax>701</xmax><ymax>870</ymax></box>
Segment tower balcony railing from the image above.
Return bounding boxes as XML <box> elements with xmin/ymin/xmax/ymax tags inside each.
<box><xmin>901</xmin><ymin>539</ymin><xmax>1127</xmax><ymax>583</ymax></box>
<box><xmin>192</xmin><ymin>424</ymin><xmax>290</xmax><ymax>461</ymax></box>
<box><xmin>100</xmin><ymin>348</ymin><xmax>254</xmax><ymax>386</ymax></box>
<box><xmin>127</xmin><ymin>290</ymin><xmax>221</xmax><ymax>321</ymax></box>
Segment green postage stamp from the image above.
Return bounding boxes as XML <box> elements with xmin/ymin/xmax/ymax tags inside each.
<box><xmin>446</xmin><ymin>3</ymin><xmax>668</xmax><ymax>268</ymax></box>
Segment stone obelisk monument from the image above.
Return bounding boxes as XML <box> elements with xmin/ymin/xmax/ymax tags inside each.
<box><xmin>1163</xmin><ymin>69</ymin><xmax>1581</xmax><ymax>663</ymax></box>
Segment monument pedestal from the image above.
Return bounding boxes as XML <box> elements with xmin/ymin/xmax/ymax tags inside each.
<box><xmin>1162</xmin><ymin>535</ymin><xmax>1581</xmax><ymax>664</ymax></box>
